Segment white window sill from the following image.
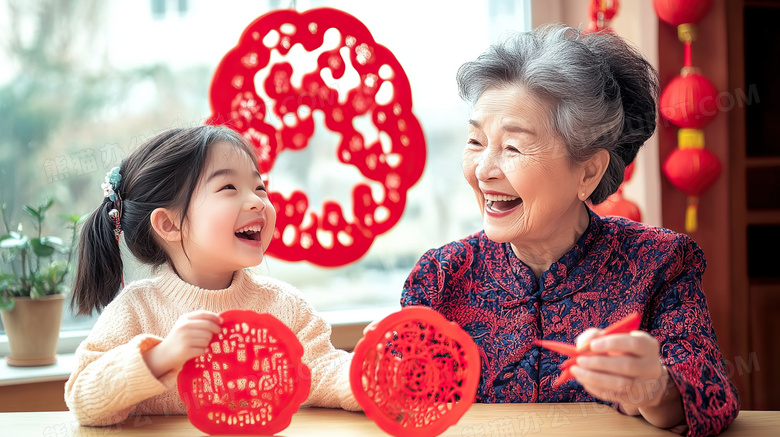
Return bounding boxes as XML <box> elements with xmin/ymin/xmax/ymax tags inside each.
<box><xmin>0</xmin><ymin>306</ymin><xmax>398</xmax><ymax>387</ymax></box>
<box><xmin>0</xmin><ymin>353</ymin><xmax>76</xmax><ymax>386</ymax></box>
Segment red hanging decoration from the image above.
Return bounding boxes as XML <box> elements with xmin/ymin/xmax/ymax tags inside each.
<box><xmin>653</xmin><ymin>0</ymin><xmax>713</xmax><ymax>27</ymax></box>
<box><xmin>655</xmin><ymin>0</ymin><xmax>720</xmax><ymax>232</ymax></box>
<box><xmin>585</xmin><ymin>0</ymin><xmax>620</xmax><ymax>33</ymax></box>
<box><xmin>663</xmin><ymin>148</ymin><xmax>722</xmax><ymax>197</ymax></box>
<box><xmin>591</xmin><ymin>163</ymin><xmax>642</xmax><ymax>222</ymax></box>
<box><xmin>350</xmin><ymin>306</ymin><xmax>480</xmax><ymax>437</ymax></box>
<box><xmin>207</xmin><ymin>8</ymin><xmax>426</xmax><ymax>266</ymax></box>
<box><xmin>177</xmin><ymin>310</ymin><xmax>311</xmax><ymax>436</ymax></box>
<box><xmin>659</xmin><ymin>73</ymin><xmax>720</xmax><ymax>129</ymax></box>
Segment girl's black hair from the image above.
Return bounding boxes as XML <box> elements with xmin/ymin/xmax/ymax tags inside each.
<box><xmin>71</xmin><ymin>125</ymin><xmax>257</xmax><ymax>315</ymax></box>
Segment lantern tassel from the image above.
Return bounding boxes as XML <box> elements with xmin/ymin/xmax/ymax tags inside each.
<box><xmin>685</xmin><ymin>196</ymin><xmax>699</xmax><ymax>233</ymax></box>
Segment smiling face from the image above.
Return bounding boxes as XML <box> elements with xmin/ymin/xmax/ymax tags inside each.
<box><xmin>181</xmin><ymin>141</ymin><xmax>276</xmax><ymax>277</ymax></box>
<box><xmin>463</xmin><ymin>84</ymin><xmax>588</xmax><ymax>248</ymax></box>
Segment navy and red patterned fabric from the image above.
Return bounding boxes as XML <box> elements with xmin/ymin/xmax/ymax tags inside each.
<box><xmin>401</xmin><ymin>207</ymin><xmax>738</xmax><ymax>437</ymax></box>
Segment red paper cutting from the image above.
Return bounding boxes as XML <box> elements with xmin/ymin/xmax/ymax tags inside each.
<box><xmin>536</xmin><ymin>312</ymin><xmax>641</xmax><ymax>388</ymax></box>
<box><xmin>350</xmin><ymin>306</ymin><xmax>480</xmax><ymax>437</ymax></box>
<box><xmin>207</xmin><ymin>7</ymin><xmax>426</xmax><ymax>267</ymax></box>
<box><xmin>177</xmin><ymin>310</ymin><xmax>310</xmax><ymax>436</ymax></box>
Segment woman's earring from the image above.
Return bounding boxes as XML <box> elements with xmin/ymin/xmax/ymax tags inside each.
<box><xmin>581</xmin><ymin>192</ymin><xmax>587</xmax><ymax>199</ymax></box>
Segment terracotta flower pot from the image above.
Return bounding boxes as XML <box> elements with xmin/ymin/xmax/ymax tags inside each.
<box><xmin>1</xmin><ymin>294</ymin><xmax>66</xmax><ymax>367</ymax></box>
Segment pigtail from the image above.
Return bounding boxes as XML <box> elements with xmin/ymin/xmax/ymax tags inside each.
<box><xmin>70</xmin><ymin>125</ymin><xmax>260</xmax><ymax>315</ymax></box>
<box><xmin>71</xmin><ymin>199</ymin><xmax>124</xmax><ymax>316</ymax></box>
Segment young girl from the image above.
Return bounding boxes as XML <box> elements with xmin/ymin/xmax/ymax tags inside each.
<box><xmin>65</xmin><ymin>125</ymin><xmax>360</xmax><ymax>426</ymax></box>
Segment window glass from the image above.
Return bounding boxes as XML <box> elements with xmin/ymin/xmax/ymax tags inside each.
<box><xmin>0</xmin><ymin>0</ymin><xmax>530</xmax><ymax>334</ymax></box>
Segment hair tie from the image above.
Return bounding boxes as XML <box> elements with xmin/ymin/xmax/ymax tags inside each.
<box><xmin>101</xmin><ymin>167</ymin><xmax>123</xmax><ymax>243</ymax></box>
<box><xmin>102</xmin><ymin>166</ymin><xmax>125</xmax><ymax>288</ymax></box>
<box><xmin>101</xmin><ymin>166</ymin><xmax>122</xmax><ymax>201</ymax></box>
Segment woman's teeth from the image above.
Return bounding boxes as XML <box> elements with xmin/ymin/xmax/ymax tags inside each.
<box><xmin>484</xmin><ymin>194</ymin><xmax>522</xmax><ymax>211</ymax></box>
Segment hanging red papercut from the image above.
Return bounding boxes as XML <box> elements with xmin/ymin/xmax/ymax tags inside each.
<box><xmin>350</xmin><ymin>306</ymin><xmax>480</xmax><ymax>437</ymax></box>
<box><xmin>177</xmin><ymin>310</ymin><xmax>310</xmax><ymax>436</ymax></box>
<box><xmin>654</xmin><ymin>0</ymin><xmax>721</xmax><ymax>232</ymax></box>
<box><xmin>207</xmin><ymin>8</ymin><xmax>426</xmax><ymax>266</ymax></box>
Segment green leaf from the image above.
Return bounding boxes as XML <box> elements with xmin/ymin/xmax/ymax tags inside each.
<box><xmin>40</xmin><ymin>236</ymin><xmax>64</xmax><ymax>247</ymax></box>
<box><xmin>31</xmin><ymin>280</ymin><xmax>47</xmax><ymax>298</ymax></box>
<box><xmin>59</xmin><ymin>214</ymin><xmax>81</xmax><ymax>224</ymax></box>
<box><xmin>30</xmin><ymin>238</ymin><xmax>56</xmax><ymax>257</ymax></box>
<box><xmin>0</xmin><ymin>297</ymin><xmax>15</xmax><ymax>311</ymax></box>
<box><xmin>0</xmin><ymin>235</ymin><xmax>28</xmax><ymax>249</ymax></box>
<box><xmin>44</xmin><ymin>261</ymin><xmax>68</xmax><ymax>281</ymax></box>
<box><xmin>23</xmin><ymin>205</ymin><xmax>41</xmax><ymax>221</ymax></box>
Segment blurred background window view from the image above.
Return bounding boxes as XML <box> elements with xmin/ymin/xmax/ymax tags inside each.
<box><xmin>0</xmin><ymin>0</ymin><xmax>530</xmax><ymax>334</ymax></box>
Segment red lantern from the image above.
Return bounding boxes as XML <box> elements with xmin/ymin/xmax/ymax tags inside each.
<box><xmin>656</xmin><ymin>0</ymin><xmax>719</xmax><ymax>233</ymax></box>
<box><xmin>662</xmin><ymin>147</ymin><xmax>722</xmax><ymax>232</ymax></box>
<box><xmin>663</xmin><ymin>148</ymin><xmax>722</xmax><ymax>197</ymax></box>
<box><xmin>624</xmin><ymin>161</ymin><xmax>635</xmax><ymax>182</ymax></box>
<box><xmin>653</xmin><ymin>0</ymin><xmax>713</xmax><ymax>27</ymax></box>
<box><xmin>659</xmin><ymin>72</ymin><xmax>720</xmax><ymax>129</ymax></box>
<box><xmin>591</xmin><ymin>192</ymin><xmax>642</xmax><ymax>222</ymax></box>
<box><xmin>590</xmin><ymin>163</ymin><xmax>642</xmax><ymax>222</ymax></box>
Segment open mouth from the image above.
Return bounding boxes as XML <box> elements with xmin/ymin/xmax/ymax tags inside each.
<box><xmin>235</xmin><ymin>230</ymin><xmax>262</xmax><ymax>241</ymax></box>
<box><xmin>234</xmin><ymin>222</ymin><xmax>264</xmax><ymax>242</ymax></box>
<box><xmin>485</xmin><ymin>194</ymin><xmax>523</xmax><ymax>212</ymax></box>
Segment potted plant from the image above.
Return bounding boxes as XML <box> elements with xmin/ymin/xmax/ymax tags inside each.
<box><xmin>0</xmin><ymin>200</ymin><xmax>83</xmax><ymax>367</ymax></box>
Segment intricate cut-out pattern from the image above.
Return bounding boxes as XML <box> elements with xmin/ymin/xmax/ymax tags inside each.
<box><xmin>208</xmin><ymin>8</ymin><xmax>426</xmax><ymax>267</ymax></box>
<box><xmin>350</xmin><ymin>306</ymin><xmax>480</xmax><ymax>437</ymax></box>
<box><xmin>177</xmin><ymin>310</ymin><xmax>310</xmax><ymax>435</ymax></box>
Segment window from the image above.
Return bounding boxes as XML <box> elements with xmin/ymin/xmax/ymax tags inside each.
<box><xmin>0</xmin><ymin>0</ymin><xmax>530</xmax><ymax>341</ymax></box>
<box><xmin>151</xmin><ymin>0</ymin><xmax>189</xmax><ymax>20</ymax></box>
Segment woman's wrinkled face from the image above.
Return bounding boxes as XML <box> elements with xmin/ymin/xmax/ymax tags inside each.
<box><xmin>463</xmin><ymin>84</ymin><xmax>584</xmax><ymax>246</ymax></box>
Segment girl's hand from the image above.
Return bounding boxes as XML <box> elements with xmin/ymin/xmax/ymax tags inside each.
<box><xmin>143</xmin><ymin>311</ymin><xmax>223</xmax><ymax>378</ymax></box>
<box><xmin>570</xmin><ymin>329</ymin><xmax>675</xmax><ymax>419</ymax></box>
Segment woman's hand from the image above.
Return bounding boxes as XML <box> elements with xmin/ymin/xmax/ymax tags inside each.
<box><xmin>570</xmin><ymin>329</ymin><xmax>685</xmax><ymax>429</ymax></box>
<box><xmin>143</xmin><ymin>311</ymin><xmax>223</xmax><ymax>378</ymax></box>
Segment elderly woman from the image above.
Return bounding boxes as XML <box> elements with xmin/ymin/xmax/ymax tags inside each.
<box><xmin>401</xmin><ymin>25</ymin><xmax>738</xmax><ymax>437</ymax></box>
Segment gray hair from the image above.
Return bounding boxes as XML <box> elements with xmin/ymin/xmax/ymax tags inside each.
<box><xmin>457</xmin><ymin>24</ymin><xmax>659</xmax><ymax>204</ymax></box>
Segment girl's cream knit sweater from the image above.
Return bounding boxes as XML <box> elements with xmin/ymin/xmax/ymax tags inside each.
<box><xmin>64</xmin><ymin>267</ymin><xmax>359</xmax><ymax>426</ymax></box>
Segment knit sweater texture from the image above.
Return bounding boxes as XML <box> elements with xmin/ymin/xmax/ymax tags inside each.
<box><xmin>64</xmin><ymin>267</ymin><xmax>360</xmax><ymax>426</ymax></box>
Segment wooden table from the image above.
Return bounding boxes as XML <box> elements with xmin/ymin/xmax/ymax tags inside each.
<box><xmin>2</xmin><ymin>404</ymin><xmax>778</xmax><ymax>436</ymax></box>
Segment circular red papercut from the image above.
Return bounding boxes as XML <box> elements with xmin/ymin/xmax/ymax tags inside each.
<box><xmin>177</xmin><ymin>310</ymin><xmax>310</xmax><ymax>435</ymax></box>
<box><xmin>207</xmin><ymin>7</ymin><xmax>426</xmax><ymax>267</ymax></box>
<box><xmin>350</xmin><ymin>306</ymin><xmax>480</xmax><ymax>437</ymax></box>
